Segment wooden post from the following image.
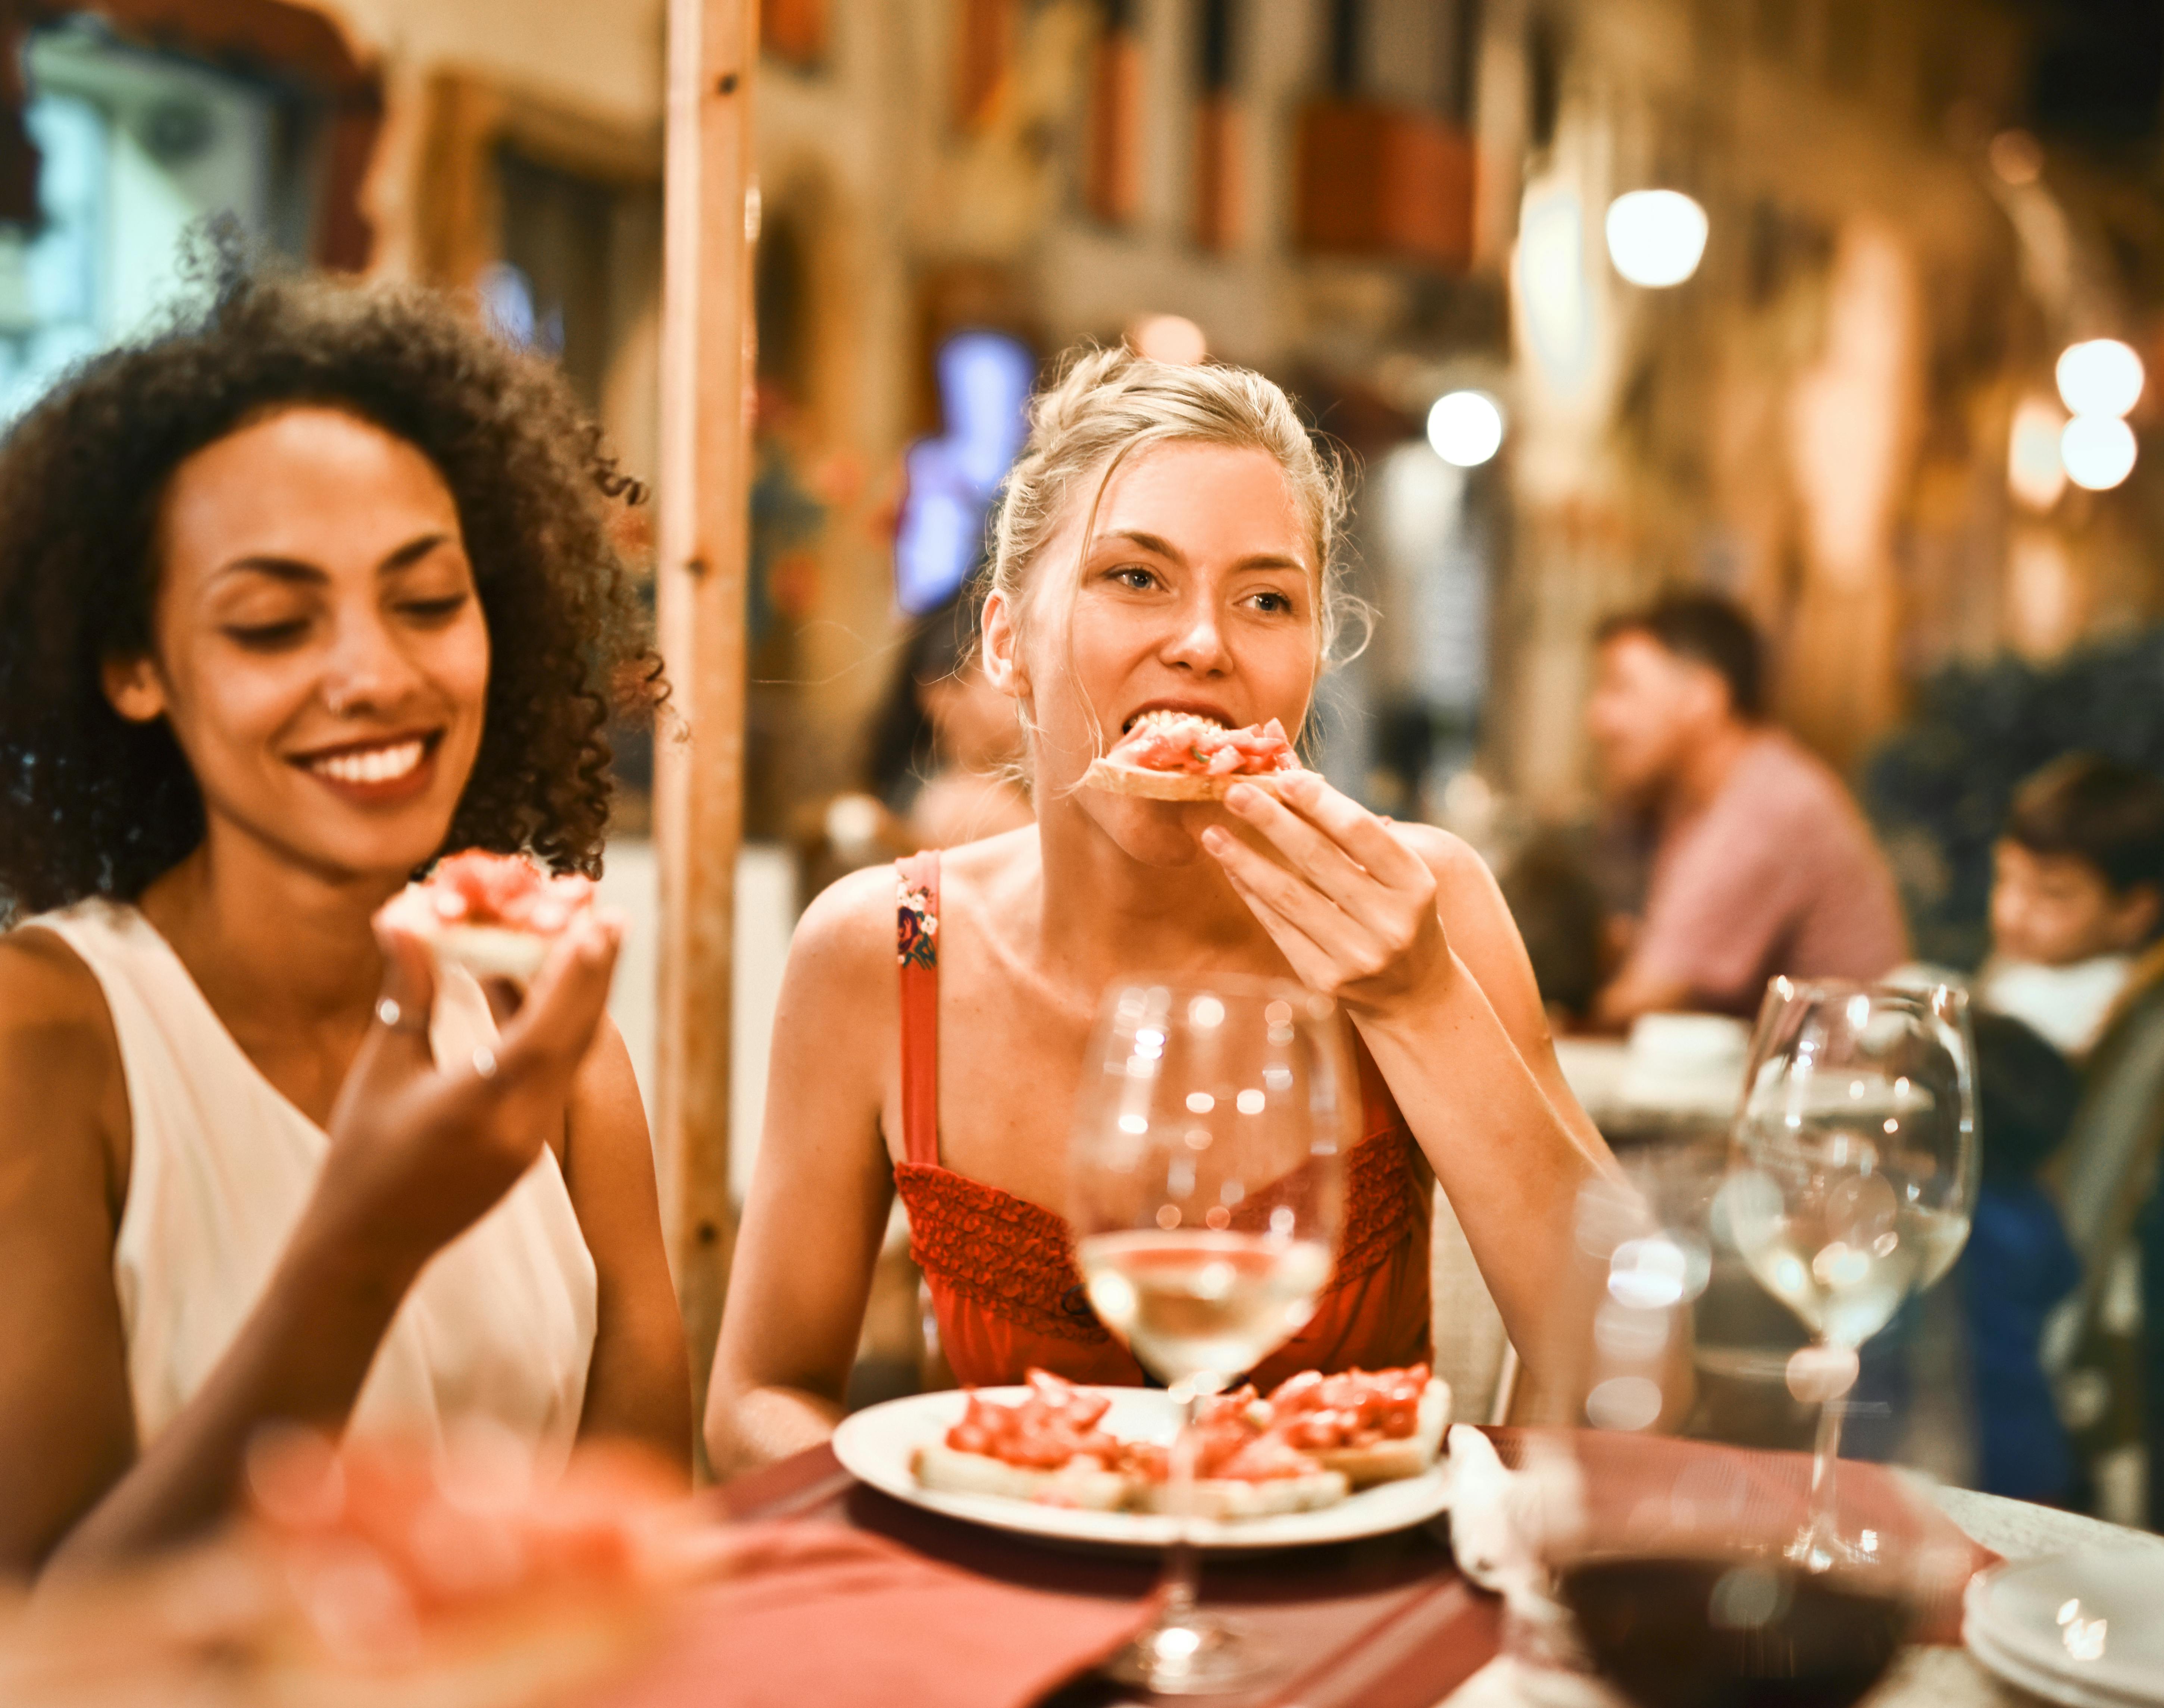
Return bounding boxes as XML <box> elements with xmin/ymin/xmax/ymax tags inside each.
<box><xmin>655</xmin><ymin>0</ymin><xmax>755</xmax><ymax>1457</ymax></box>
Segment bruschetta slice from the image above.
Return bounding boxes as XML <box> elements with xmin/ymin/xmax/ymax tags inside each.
<box><xmin>383</xmin><ymin>850</ymin><xmax>598</xmax><ymax>985</ymax></box>
<box><xmin>1264</xmin><ymin>1366</ymin><xmax>1451</xmax><ymax>1489</ymax></box>
<box><xmin>1082</xmin><ymin>711</ymin><xmax>1305</xmax><ymax>802</ymax></box>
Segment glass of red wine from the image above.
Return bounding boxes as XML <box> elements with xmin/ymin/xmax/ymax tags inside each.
<box><xmin>1068</xmin><ymin>976</ymin><xmax>1348</xmax><ymax>1696</ymax></box>
<box><xmin>1544</xmin><ymin>1150</ymin><xmax>1964</xmax><ymax>1708</ymax></box>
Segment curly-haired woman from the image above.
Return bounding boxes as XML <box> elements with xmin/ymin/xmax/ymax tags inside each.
<box><xmin>0</xmin><ymin>264</ymin><xmax>687</xmax><ymax>1576</ymax></box>
<box><xmin>707</xmin><ymin>349</ymin><xmax>1618</xmax><ymax>1472</ymax></box>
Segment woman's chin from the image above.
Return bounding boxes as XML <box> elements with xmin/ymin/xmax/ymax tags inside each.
<box><xmin>1088</xmin><ymin>797</ymin><xmax>1226</xmax><ymax>869</ymax></box>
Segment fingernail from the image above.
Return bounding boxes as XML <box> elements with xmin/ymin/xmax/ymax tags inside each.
<box><xmin>1201</xmin><ymin>827</ymin><xmax>1226</xmax><ymax>851</ymax></box>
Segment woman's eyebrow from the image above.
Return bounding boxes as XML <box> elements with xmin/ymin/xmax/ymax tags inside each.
<box><xmin>1100</xmin><ymin>532</ymin><xmax>1304</xmax><ymax>573</ymax></box>
<box><xmin>218</xmin><ymin>555</ymin><xmax>325</xmax><ymax>585</ymax></box>
<box><xmin>1102</xmin><ymin>529</ymin><xmax>1185</xmax><ymax>564</ymax></box>
<box><xmin>378</xmin><ymin>532</ymin><xmax>456</xmax><ymax>573</ymax></box>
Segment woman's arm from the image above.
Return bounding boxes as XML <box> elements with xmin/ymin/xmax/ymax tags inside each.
<box><xmin>1203</xmin><ymin>776</ymin><xmax>1617</xmax><ymax>1389</ymax></box>
<box><xmin>24</xmin><ymin>913</ymin><xmax>622</xmax><ymax>1578</ymax></box>
<box><xmin>704</xmin><ymin>869</ymin><xmax>897</xmax><ymax>1477</ymax></box>
<box><xmin>562</xmin><ymin>1021</ymin><xmax>691</xmax><ymax>1476</ymax></box>
<box><xmin>0</xmin><ymin>934</ymin><xmax>151</xmax><ymax>1575</ymax></box>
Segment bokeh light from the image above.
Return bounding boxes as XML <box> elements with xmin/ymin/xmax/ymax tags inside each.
<box><xmin>1604</xmin><ymin>190</ymin><xmax>1708</xmax><ymax>288</ymax></box>
<box><xmin>1129</xmin><ymin>313</ymin><xmax>1208</xmax><ymax>365</ymax></box>
<box><xmin>2061</xmin><ymin>414</ymin><xmax>2138</xmax><ymax>491</ymax></box>
<box><xmin>2007</xmin><ymin>395</ymin><xmax>2068</xmax><ymax>511</ymax></box>
<box><xmin>2055</xmin><ymin>339</ymin><xmax>2145</xmax><ymax>419</ymax></box>
<box><xmin>1427</xmin><ymin>389</ymin><xmax>1505</xmax><ymax>467</ymax></box>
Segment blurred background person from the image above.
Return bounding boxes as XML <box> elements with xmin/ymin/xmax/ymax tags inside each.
<box><xmin>1980</xmin><ymin>753</ymin><xmax>2164</xmax><ymax>1058</ymax></box>
<box><xmin>863</xmin><ymin>596</ymin><xmax>1032</xmax><ymax>852</ymax></box>
<box><xmin>1585</xmin><ymin>592</ymin><xmax>1907</xmax><ymax>1027</ymax></box>
<box><xmin>1959</xmin><ymin>1012</ymin><xmax>2085</xmax><ymax>1507</ymax></box>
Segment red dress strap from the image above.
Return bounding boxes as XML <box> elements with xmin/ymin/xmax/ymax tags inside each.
<box><xmin>896</xmin><ymin>852</ymin><xmax>942</xmax><ymax>1168</ymax></box>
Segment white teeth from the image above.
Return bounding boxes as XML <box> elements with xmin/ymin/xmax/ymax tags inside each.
<box><xmin>309</xmin><ymin>739</ymin><xmax>425</xmax><ymax>786</ymax></box>
<box><xmin>1127</xmin><ymin>708</ymin><xmax>1230</xmax><ymax>734</ymax></box>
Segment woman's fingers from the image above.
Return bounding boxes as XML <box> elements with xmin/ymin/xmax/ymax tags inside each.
<box><xmin>1216</xmin><ymin>859</ymin><xmax>1337</xmax><ymax>990</ymax></box>
<box><xmin>494</xmin><ymin>913</ymin><xmax>623</xmax><ymax>1085</ymax></box>
<box><xmin>1244</xmin><ymin>772</ymin><xmax>1429</xmax><ymax>886</ymax></box>
<box><xmin>1220</xmin><ymin>780</ymin><xmax>1400</xmax><ymax>931</ymax></box>
<box><xmin>1205</xmin><ymin>824</ymin><xmax>1370</xmax><ymax>958</ymax></box>
<box><xmin>354</xmin><ymin>915</ymin><xmax>441</xmax><ymax>1085</ymax></box>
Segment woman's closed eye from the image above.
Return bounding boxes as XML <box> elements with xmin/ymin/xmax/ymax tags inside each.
<box><xmin>223</xmin><ymin>616</ymin><xmax>312</xmax><ymax>651</ymax></box>
<box><xmin>395</xmin><ymin>592</ymin><xmax>472</xmax><ymax>626</ymax></box>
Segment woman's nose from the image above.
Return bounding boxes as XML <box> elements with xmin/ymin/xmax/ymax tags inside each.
<box><xmin>322</xmin><ymin>611</ymin><xmax>422</xmax><ymax>714</ymax></box>
<box><xmin>1161</xmin><ymin>600</ymin><xmax>1232</xmax><ymax>673</ymax></box>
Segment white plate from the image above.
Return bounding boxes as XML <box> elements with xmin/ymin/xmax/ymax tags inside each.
<box><xmin>1963</xmin><ymin>1549</ymin><xmax>2164</xmax><ymax>1707</ymax></box>
<box><xmin>831</xmin><ymin>1386</ymin><xmax>1452</xmax><ymax>1552</ymax></box>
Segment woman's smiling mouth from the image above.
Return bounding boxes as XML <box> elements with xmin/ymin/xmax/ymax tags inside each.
<box><xmin>293</xmin><ymin>732</ymin><xmax>443</xmax><ymax>802</ymax></box>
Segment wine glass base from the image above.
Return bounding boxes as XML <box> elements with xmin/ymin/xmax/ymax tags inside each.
<box><xmin>1106</xmin><ymin>1610</ymin><xmax>1273</xmax><ymax>1696</ymax></box>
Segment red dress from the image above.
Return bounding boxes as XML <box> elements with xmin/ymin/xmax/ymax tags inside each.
<box><xmin>890</xmin><ymin>852</ymin><xmax>1434</xmax><ymax>1389</ymax></box>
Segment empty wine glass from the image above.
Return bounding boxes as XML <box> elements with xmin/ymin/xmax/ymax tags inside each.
<box><xmin>1721</xmin><ymin>979</ymin><xmax>1976</xmax><ymax>1571</ymax></box>
<box><xmin>1068</xmin><ymin>976</ymin><xmax>1348</xmax><ymax>1695</ymax></box>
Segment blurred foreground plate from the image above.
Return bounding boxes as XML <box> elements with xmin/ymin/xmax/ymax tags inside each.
<box><xmin>832</xmin><ymin>1386</ymin><xmax>1451</xmax><ymax>1553</ymax></box>
<box><xmin>1963</xmin><ymin>1547</ymin><xmax>2164</xmax><ymax>1707</ymax></box>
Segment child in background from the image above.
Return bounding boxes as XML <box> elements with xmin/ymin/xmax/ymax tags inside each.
<box><xmin>1960</xmin><ymin>1011</ymin><xmax>2084</xmax><ymax>1505</ymax></box>
<box><xmin>1982</xmin><ymin>754</ymin><xmax>2164</xmax><ymax>1058</ymax></box>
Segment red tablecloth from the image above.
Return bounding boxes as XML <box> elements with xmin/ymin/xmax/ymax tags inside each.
<box><xmin>678</xmin><ymin>1427</ymin><xmax>1994</xmax><ymax>1708</ymax></box>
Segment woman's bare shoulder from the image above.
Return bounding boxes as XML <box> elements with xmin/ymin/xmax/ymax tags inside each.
<box><xmin>1388</xmin><ymin>822</ymin><xmax>1496</xmax><ymax>897</ymax></box>
<box><xmin>0</xmin><ymin>925</ymin><xmax>115</xmax><ymax>1043</ymax></box>
<box><xmin>0</xmin><ymin>926</ymin><xmax>127</xmax><ymax>1176</ymax></box>
<box><xmin>788</xmin><ymin>863</ymin><xmax>900</xmax><ymax>983</ymax></box>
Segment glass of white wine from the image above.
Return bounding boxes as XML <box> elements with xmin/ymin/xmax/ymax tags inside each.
<box><xmin>1720</xmin><ymin>978</ymin><xmax>1976</xmax><ymax>1571</ymax></box>
<box><xmin>1069</xmin><ymin>976</ymin><xmax>1347</xmax><ymax>1695</ymax></box>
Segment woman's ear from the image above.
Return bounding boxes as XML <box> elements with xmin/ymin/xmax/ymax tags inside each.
<box><xmin>979</xmin><ymin>590</ymin><xmax>1030</xmax><ymax>702</ymax></box>
<box><xmin>101</xmin><ymin>655</ymin><xmax>168</xmax><ymax>724</ymax></box>
<box><xmin>2109</xmin><ymin>882</ymin><xmax>2161</xmax><ymax>953</ymax></box>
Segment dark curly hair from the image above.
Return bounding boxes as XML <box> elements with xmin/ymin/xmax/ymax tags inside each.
<box><xmin>0</xmin><ymin>253</ymin><xmax>659</xmax><ymax>915</ymax></box>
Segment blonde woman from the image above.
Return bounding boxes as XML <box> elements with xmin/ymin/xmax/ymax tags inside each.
<box><xmin>707</xmin><ymin>350</ymin><xmax>1614</xmax><ymax>1472</ymax></box>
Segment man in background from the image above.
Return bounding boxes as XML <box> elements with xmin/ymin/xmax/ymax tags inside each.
<box><xmin>1585</xmin><ymin>592</ymin><xmax>1907</xmax><ymax>1027</ymax></box>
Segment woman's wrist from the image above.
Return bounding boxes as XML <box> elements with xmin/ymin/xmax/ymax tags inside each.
<box><xmin>282</xmin><ymin>1199</ymin><xmax>430</xmax><ymax>1334</ymax></box>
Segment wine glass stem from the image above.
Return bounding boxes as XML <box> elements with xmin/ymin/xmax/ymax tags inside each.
<box><xmin>1801</xmin><ymin>1383</ymin><xmax>1847</xmax><ymax>1561</ymax></box>
<box><xmin>1157</xmin><ymin>1389</ymin><xmax>1204</xmax><ymax>1622</ymax></box>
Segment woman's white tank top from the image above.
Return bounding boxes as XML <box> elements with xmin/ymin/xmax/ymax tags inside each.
<box><xmin>32</xmin><ymin>900</ymin><xmax>597</xmax><ymax>1473</ymax></box>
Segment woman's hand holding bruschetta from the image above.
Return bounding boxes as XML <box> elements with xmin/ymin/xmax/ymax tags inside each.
<box><xmin>1200</xmin><ymin>771</ymin><xmax>1450</xmax><ymax>1016</ymax></box>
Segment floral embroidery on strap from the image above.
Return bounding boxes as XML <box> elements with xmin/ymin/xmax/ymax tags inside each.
<box><xmin>897</xmin><ymin>873</ymin><xmax>938</xmax><ymax>969</ymax></box>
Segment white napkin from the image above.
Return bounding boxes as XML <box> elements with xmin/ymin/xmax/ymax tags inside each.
<box><xmin>1444</xmin><ymin>1427</ymin><xmax>1625</xmax><ymax>1708</ymax></box>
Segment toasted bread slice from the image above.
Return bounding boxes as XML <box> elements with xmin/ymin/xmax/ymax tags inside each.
<box><xmin>1081</xmin><ymin>759</ymin><xmax>1303</xmax><ymax>801</ymax></box>
<box><xmin>431</xmin><ymin>922</ymin><xmax>555</xmax><ymax>985</ymax></box>
<box><xmin>1131</xmin><ymin>1469</ymin><xmax>1349</xmax><ymax>1519</ymax></box>
<box><xmin>1297</xmin><ymin>1378</ymin><xmax>1451</xmax><ymax>1489</ymax></box>
<box><xmin>909</xmin><ymin>1442</ymin><xmax>1131</xmax><ymax>1511</ymax></box>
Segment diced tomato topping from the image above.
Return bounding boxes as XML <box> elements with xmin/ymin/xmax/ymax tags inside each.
<box><xmin>422</xmin><ymin>851</ymin><xmax>597</xmax><ymax>933</ymax></box>
<box><xmin>1107</xmin><ymin>715</ymin><xmax>1299</xmax><ymax>778</ymax></box>
<box><xmin>1264</xmin><ymin>1364</ymin><xmax>1430</xmax><ymax>1450</ymax></box>
<box><xmin>944</xmin><ymin>1369</ymin><xmax>1125</xmax><ymax>1472</ymax></box>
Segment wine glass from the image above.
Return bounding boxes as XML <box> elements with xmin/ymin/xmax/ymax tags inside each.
<box><xmin>1068</xmin><ymin>976</ymin><xmax>1348</xmax><ymax>1696</ymax></box>
<box><xmin>1720</xmin><ymin>979</ymin><xmax>1976</xmax><ymax>1571</ymax></box>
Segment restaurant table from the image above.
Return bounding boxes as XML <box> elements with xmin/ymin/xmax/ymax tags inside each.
<box><xmin>712</xmin><ymin>1429</ymin><xmax>2164</xmax><ymax>1708</ymax></box>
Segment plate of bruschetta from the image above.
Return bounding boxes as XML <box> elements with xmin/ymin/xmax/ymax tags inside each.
<box><xmin>831</xmin><ymin>1365</ymin><xmax>1452</xmax><ymax>1551</ymax></box>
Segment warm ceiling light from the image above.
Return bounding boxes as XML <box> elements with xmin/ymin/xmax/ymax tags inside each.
<box><xmin>2061</xmin><ymin>415</ymin><xmax>2137</xmax><ymax>491</ymax></box>
<box><xmin>1129</xmin><ymin>314</ymin><xmax>1208</xmax><ymax>365</ymax></box>
<box><xmin>2056</xmin><ymin>339</ymin><xmax>2145</xmax><ymax>420</ymax></box>
<box><xmin>2007</xmin><ymin>395</ymin><xmax>2068</xmax><ymax>511</ymax></box>
<box><xmin>1427</xmin><ymin>390</ymin><xmax>1505</xmax><ymax>467</ymax></box>
<box><xmin>1604</xmin><ymin>190</ymin><xmax>1708</xmax><ymax>288</ymax></box>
